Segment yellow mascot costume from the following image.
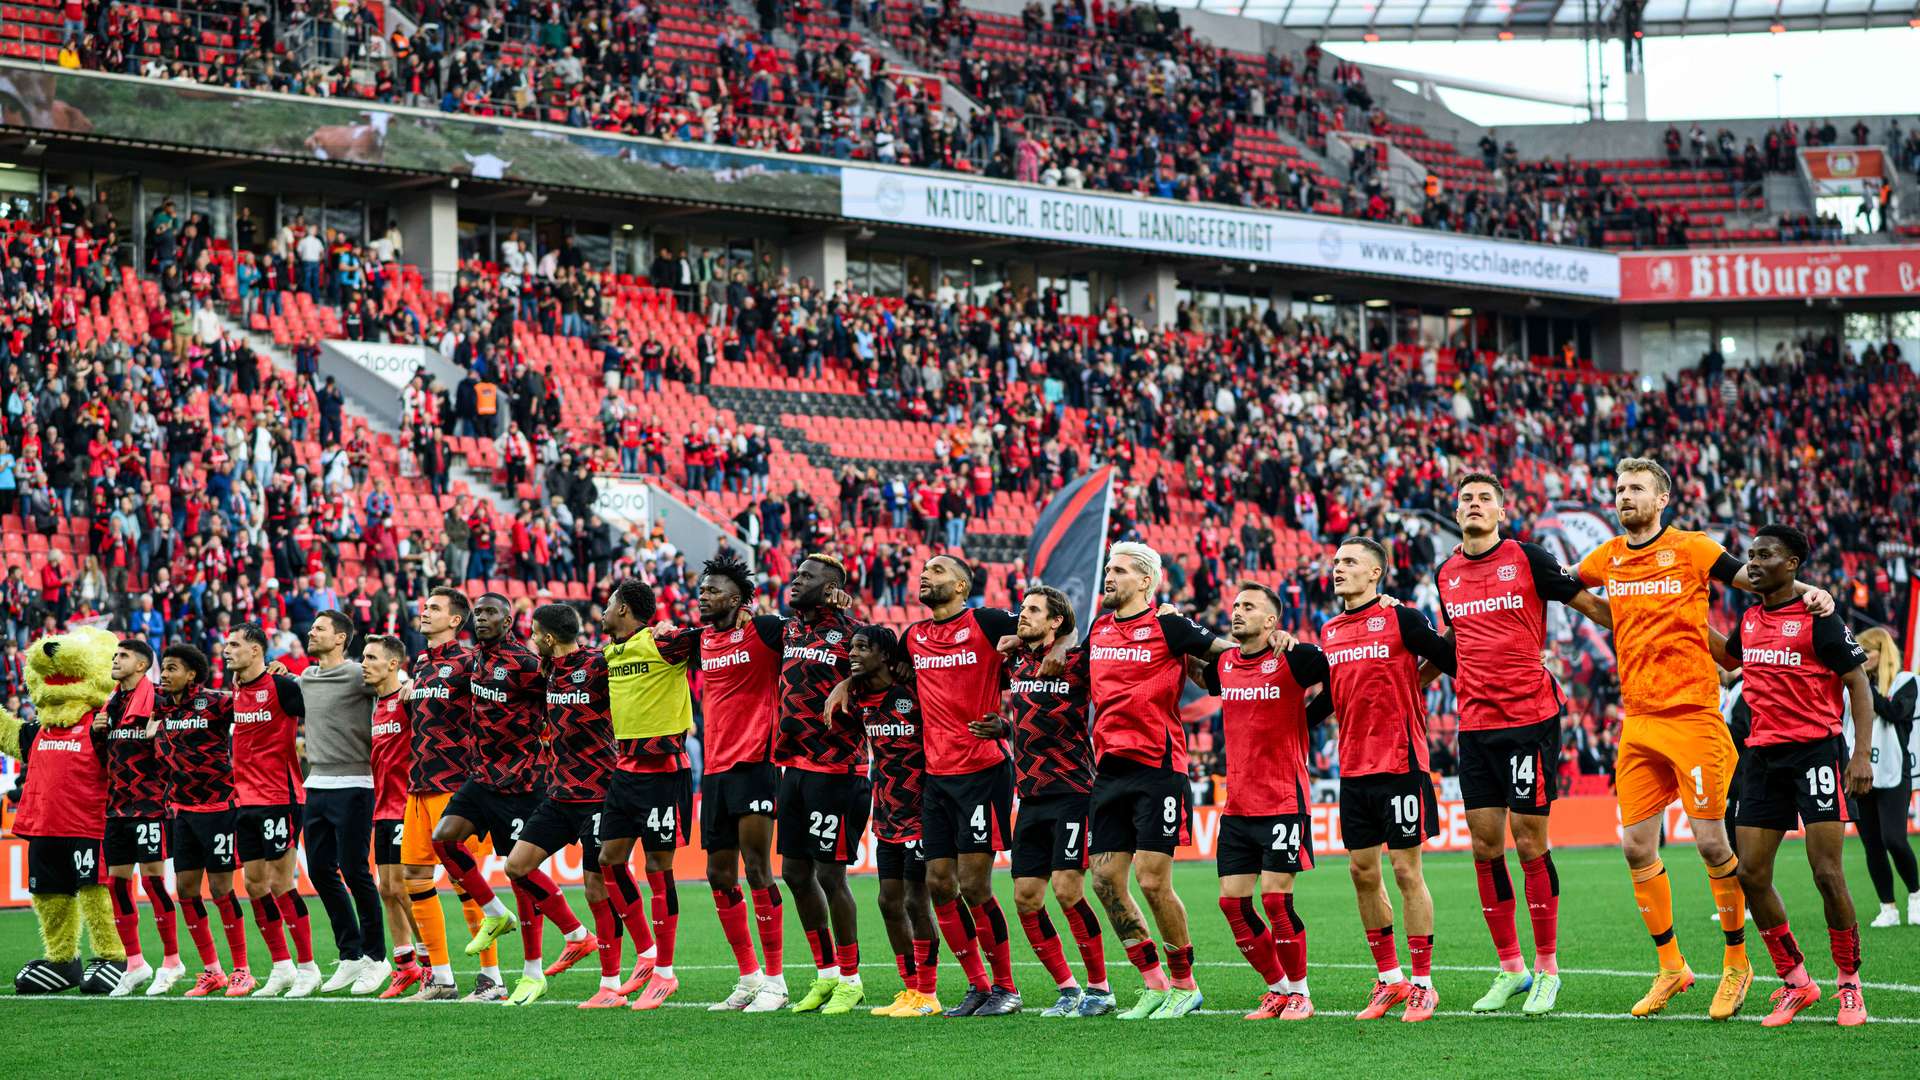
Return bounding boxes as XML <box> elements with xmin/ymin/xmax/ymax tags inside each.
<box><xmin>1</xmin><ymin>626</ymin><xmax>129</xmax><ymax>994</ymax></box>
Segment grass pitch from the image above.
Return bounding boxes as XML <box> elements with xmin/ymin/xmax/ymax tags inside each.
<box><xmin>3</xmin><ymin>843</ymin><xmax>1917</xmax><ymax>1077</ymax></box>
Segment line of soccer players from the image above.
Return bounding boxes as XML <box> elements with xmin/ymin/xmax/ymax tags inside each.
<box><xmin>81</xmin><ymin>457</ymin><xmax>1876</xmax><ymax>1026</ymax></box>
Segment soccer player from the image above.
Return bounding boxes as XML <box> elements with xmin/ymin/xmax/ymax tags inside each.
<box><xmin>404</xmin><ymin>586</ymin><xmax>501</xmax><ymax>1001</ymax></box>
<box><xmin>1575</xmin><ymin>457</ymin><xmax>1833</xmax><ymax>1019</ymax></box>
<box><xmin>1439</xmin><ymin>473</ymin><xmax>1612</xmax><ymax>1016</ymax></box>
<box><xmin>1197</xmin><ymin>583</ymin><xmax>1329</xmax><ymax>1021</ymax></box>
<box><xmin>504</xmin><ymin>603</ymin><xmax>614</xmax><ymax>1007</ymax></box>
<box><xmin>431</xmin><ymin>593</ymin><xmax>592</xmax><ymax>1005</ymax></box>
<box><xmin>597</xmin><ymin>579</ymin><xmax>700</xmax><ymax>1011</ymax></box>
<box><xmin>1085</xmin><ymin>541</ymin><xmax>1240</xmax><ymax>1021</ymax></box>
<box><xmin>772</xmin><ymin>555</ymin><xmax>867</xmax><ymax>1014</ymax></box>
<box><xmin>975</xmin><ymin>585</ymin><xmax>1112</xmax><ymax>1018</ymax></box>
<box><xmin>849</xmin><ymin>625</ymin><xmax>942</xmax><ymax>1018</ymax></box>
<box><xmin>153</xmin><ymin>645</ymin><xmax>250</xmax><ymax>997</ymax></box>
<box><xmin>694</xmin><ymin>550</ymin><xmax>789</xmax><ymax>1012</ymax></box>
<box><xmin>223</xmin><ymin>622</ymin><xmax>318</xmax><ymax>997</ymax></box>
<box><xmin>297</xmin><ymin>610</ymin><xmax>388</xmax><ymax>995</ymax></box>
<box><xmin>99</xmin><ymin>639</ymin><xmax>182</xmax><ymax>997</ymax></box>
<box><xmin>1714</xmin><ymin>525</ymin><xmax>1873</xmax><ymax>1027</ymax></box>
<box><xmin>362</xmin><ymin>635</ymin><xmax>427</xmax><ymax>999</ymax></box>
<box><xmin>1312</xmin><ymin>537</ymin><xmax>1457</xmax><ymax>1022</ymax></box>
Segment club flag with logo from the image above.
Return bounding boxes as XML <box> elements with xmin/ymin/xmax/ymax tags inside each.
<box><xmin>1025</xmin><ymin>466</ymin><xmax>1115</xmax><ymax>633</ymax></box>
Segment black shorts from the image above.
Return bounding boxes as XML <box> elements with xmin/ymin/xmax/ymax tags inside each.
<box><xmin>373</xmin><ymin>818</ymin><xmax>406</xmax><ymax>866</ymax></box>
<box><xmin>521</xmin><ymin>799</ymin><xmax>606</xmax><ymax>872</ymax></box>
<box><xmin>443</xmin><ymin>781</ymin><xmax>540</xmax><ymax>851</ymax></box>
<box><xmin>105</xmin><ymin>817</ymin><xmax>168</xmax><ymax>866</ymax></box>
<box><xmin>1089</xmin><ymin>760</ymin><xmax>1192</xmax><ymax>857</ymax></box>
<box><xmin>26</xmin><ymin>837</ymin><xmax>106</xmax><ymax>895</ymax></box>
<box><xmin>170</xmin><ymin>809</ymin><xmax>238</xmax><ymax>873</ymax></box>
<box><xmin>1011</xmin><ymin>792</ymin><xmax>1090</xmax><ymax>879</ymax></box>
<box><xmin>875</xmin><ymin>837</ymin><xmax>927</xmax><ymax>883</ymax></box>
<box><xmin>1217</xmin><ymin>813</ymin><xmax>1316</xmax><ymax>877</ymax></box>
<box><xmin>236</xmin><ymin>804</ymin><xmax>304</xmax><ymax>863</ymax></box>
<box><xmin>776</xmin><ymin>768</ymin><xmax>871</xmax><ymax>865</ymax></box>
<box><xmin>700</xmin><ymin>762</ymin><xmax>779</xmax><ymax>853</ymax></box>
<box><xmin>1735</xmin><ymin>736</ymin><xmax>1853</xmax><ymax>832</ymax></box>
<box><xmin>603</xmin><ymin>770</ymin><xmax>693</xmax><ymax>853</ymax></box>
<box><xmin>1458</xmin><ymin>715</ymin><xmax>1560</xmax><ymax>814</ymax></box>
<box><xmin>922</xmin><ymin>764</ymin><xmax>1015</xmax><ymax>861</ymax></box>
<box><xmin>1339</xmin><ymin>772</ymin><xmax>1438</xmax><ymax>851</ymax></box>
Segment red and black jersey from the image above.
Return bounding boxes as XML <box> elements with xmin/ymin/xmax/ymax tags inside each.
<box><xmin>11</xmin><ymin>715</ymin><xmax>109</xmax><ymax>840</ymax></box>
<box><xmin>1087</xmin><ymin>608</ymin><xmax>1217</xmax><ymax>773</ymax></box>
<box><xmin>230</xmin><ymin>671</ymin><xmax>306</xmax><ymax>807</ymax></box>
<box><xmin>369</xmin><ymin>689</ymin><xmax>410</xmax><ymax>821</ymax></box>
<box><xmin>103</xmin><ymin>679</ymin><xmax>167</xmax><ymax>819</ymax></box>
<box><xmin>156</xmin><ymin>687</ymin><xmax>234</xmax><ymax>812</ymax></box>
<box><xmin>699</xmin><ymin>614</ymin><xmax>784</xmax><ymax>775</ymax></box>
<box><xmin>468</xmin><ymin>637</ymin><xmax>548</xmax><ymax>793</ymax></box>
<box><xmin>1315</xmin><ymin>599</ymin><xmax>1456</xmax><ymax>777</ymax></box>
<box><xmin>407</xmin><ymin>639</ymin><xmax>472</xmax><ymax>795</ymax></box>
<box><xmin>546</xmin><ymin>647</ymin><xmax>614</xmax><ymax>801</ymax></box>
<box><xmin>907</xmin><ymin>607</ymin><xmax>1018</xmax><ymax>777</ymax></box>
<box><xmin>1204</xmin><ymin>644</ymin><xmax>1328</xmax><ymax>816</ymax></box>
<box><xmin>1436</xmin><ymin>539</ymin><xmax>1584</xmax><ymax>732</ymax></box>
<box><xmin>1005</xmin><ymin>643</ymin><xmax>1093</xmax><ymax>798</ymax></box>
<box><xmin>774</xmin><ymin>607</ymin><xmax>862</xmax><ymax>775</ymax></box>
<box><xmin>858</xmin><ymin>682</ymin><xmax>924</xmax><ymax>843</ymax></box>
<box><xmin>1727</xmin><ymin>598</ymin><xmax>1868</xmax><ymax>746</ymax></box>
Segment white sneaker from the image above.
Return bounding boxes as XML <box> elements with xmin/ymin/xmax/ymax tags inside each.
<box><xmin>743</xmin><ymin>979</ymin><xmax>789</xmax><ymax>1013</ymax></box>
<box><xmin>146</xmin><ymin>963</ymin><xmax>188</xmax><ymax>997</ymax></box>
<box><xmin>1909</xmin><ymin>894</ymin><xmax>1920</xmax><ymax>925</ymax></box>
<box><xmin>322</xmin><ymin>957</ymin><xmax>368</xmax><ymax>993</ymax></box>
<box><xmin>709</xmin><ymin>972</ymin><xmax>765</xmax><ymax>1011</ymax></box>
<box><xmin>255</xmin><ymin>961</ymin><xmax>297</xmax><ymax>997</ymax></box>
<box><xmin>350</xmin><ymin>961</ymin><xmax>392</xmax><ymax>995</ymax></box>
<box><xmin>109</xmin><ymin>963</ymin><xmax>153</xmax><ymax>998</ymax></box>
<box><xmin>1871</xmin><ymin>903</ymin><xmax>1901</xmax><ymax>929</ymax></box>
<box><xmin>286</xmin><ymin>961</ymin><xmax>323</xmax><ymax>998</ymax></box>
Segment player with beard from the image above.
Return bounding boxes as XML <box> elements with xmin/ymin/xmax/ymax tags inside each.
<box><xmin>432</xmin><ymin>593</ymin><xmax>593</xmax><ymax>1004</ymax></box>
<box><xmin>360</xmin><ymin>636</ymin><xmax>426</xmax><ymax>999</ymax></box>
<box><xmin>99</xmin><ymin>640</ymin><xmax>179</xmax><ymax>997</ymax></box>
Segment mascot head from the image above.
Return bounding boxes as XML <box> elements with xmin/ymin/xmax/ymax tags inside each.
<box><xmin>22</xmin><ymin>626</ymin><xmax>120</xmax><ymax>730</ymax></box>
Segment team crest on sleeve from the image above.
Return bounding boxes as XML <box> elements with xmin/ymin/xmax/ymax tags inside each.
<box><xmin>1498</xmin><ymin>564</ymin><xmax>1518</xmax><ymax>581</ymax></box>
<box><xmin>1656</xmin><ymin>549</ymin><xmax>1677</xmax><ymax>567</ymax></box>
<box><xmin>1367</xmin><ymin>616</ymin><xmax>1386</xmax><ymax>632</ymax></box>
<box><xmin>1782</xmin><ymin>621</ymin><xmax>1801</xmax><ymax>637</ymax></box>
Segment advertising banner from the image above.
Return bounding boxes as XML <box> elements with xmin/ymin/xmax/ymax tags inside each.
<box><xmin>1620</xmin><ymin>246</ymin><xmax>1920</xmax><ymax>303</ymax></box>
<box><xmin>592</xmin><ymin>476</ymin><xmax>654</xmax><ymax>531</ymax></box>
<box><xmin>841</xmin><ymin>166</ymin><xmax>1620</xmax><ymax>299</ymax></box>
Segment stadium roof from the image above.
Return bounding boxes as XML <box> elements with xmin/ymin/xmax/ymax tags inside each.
<box><xmin>1177</xmin><ymin>0</ymin><xmax>1920</xmax><ymax>41</ymax></box>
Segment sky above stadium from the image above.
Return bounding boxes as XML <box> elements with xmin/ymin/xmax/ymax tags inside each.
<box><xmin>1330</xmin><ymin>28</ymin><xmax>1920</xmax><ymax>126</ymax></box>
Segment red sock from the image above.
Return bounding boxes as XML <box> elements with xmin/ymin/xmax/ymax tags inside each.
<box><xmin>645</xmin><ymin>870</ymin><xmax>679</xmax><ymax>968</ymax></box>
<box><xmin>601</xmin><ymin>863</ymin><xmax>656</xmax><ymax>955</ymax></box>
<box><xmin>751</xmin><ymin>885</ymin><xmax>784</xmax><ymax>978</ymax></box>
<box><xmin>181</xmin><ymin>896</ymin><xmax>220</xmax><ymax>968</ymax></box>
<box><xmin>1366</xmin><ymin>924</ymin><xmax>1399</xmax><ymax>978</ymax></box>
<box><xmin>1408</xmin><ymin>934</ymin><xmax>1434</xmax><ymax>980</ymax></box>
<box><xmin>935</xmin><ymin>899</ymin><xmax>989</xmax><ymax>991</ymax></box>
<box><xmin>1475</xmin><ymin>857</ymin><xmax>1524</xmax><ymax>972</ymax></box>
<box><xmin>215</xmin><ymin>893</ymin><xmax>250</xmax><ymax>969</ymax></box>
<box><xmin>1124</xmin><ymin>938</ymin><xmax>1171</xmax><ymax>991</ymax></box>
<box><xmin>914</xmin><ymin>938</ymin><xmax>938</xmax><ymax>994</ymax></box>
<box><xmin>516</xmin><ymin>868</ymin><xmax>583</xmax><ymax>934</ymax></box>
<box><xmin>1219</xmin><ymin>895</ymin><xmax>1283</xmax><ymax>987</ymax></box>
<box><xmin>1019</xmin><ymin>907</ymin><xmax>1077</xmax><ymax>988</ymax></box>
<box><xmin>142</xmin><ymin>875</ymin><xmax>179</xmax><ymax>963</ymax></box>
<box><xmin>1263</xmin><ymin>891</ymin><xmax>1308</xmax><ymax>984</ymax></box>
<box><xmin>834</xmin><ymin>942</ymin><xmax>860</xmax><ymax>978</ymax></box>
<box><xmin>432</xmin><ymin>839</ymin><xmax>496</xmax><ymax>905</ymax></box>
<box><xmin>1760</xmin><ymin>922</ymin><xmax>1808</xmax><ymax>983</ymax></box>
<box><xmin>1064</xmin><ymin>900</ymin><xmax>1107</xmax><ymax>988</ymax></box>
<box><xmin>276</xmin><ymin>891</ymin><xmax>315</xmax><ymax>965</ymax></box>
<box><xmin>1165</xmin><ymin>943</ymin><xmax>1196</xmax><ymax>991</ymax></box>
<box><xmin>510</xmin><ymin>881</ymin><xmax>545</xmax><ymax>963</ymax></box>
<box><xmin>394</xmin><ymin>946</ymin><xmax>417</xmax><ymax>970</ymax></box>
<box><xmin>713</xmin><ymin>886</ymin><xmax>760</xmax><ymax>976</ymax></box>
<box><xmin>1827</xmin><ymin>924</ymin><xmax>1861</xmax><ymax>981</ymax></box>
<box><xmin>1520</xmin><ymin>852</ymin><xmax>1560</xmax><ymax>973</ymax></box>
<box><xmin>894</xmin><ymin>950</ymin><xmax>915</xmax><ymax>987</ymax></box>
<box><xmin>589</xmin><ymin>898</ymin><xmax>623</xmax><ymax>978</ymax></box>
<box><xmin>109</xmin><ymin>877</ymin><xmax>144</xmax><ymax>964</ymax></box>
<box><xmin>251</xmin><ymin>894</ymin><xmax>290</xmax><ymax>963</ymax></box>
<box><xmin>806</xmin><ymin>926</ymin><xmax>835</xmax><ymax>971</ymax></box>
<box><xmin>969</xmin><ymin>897</ymin><xmax>1013</xmax><ymax>988</ymax></box>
